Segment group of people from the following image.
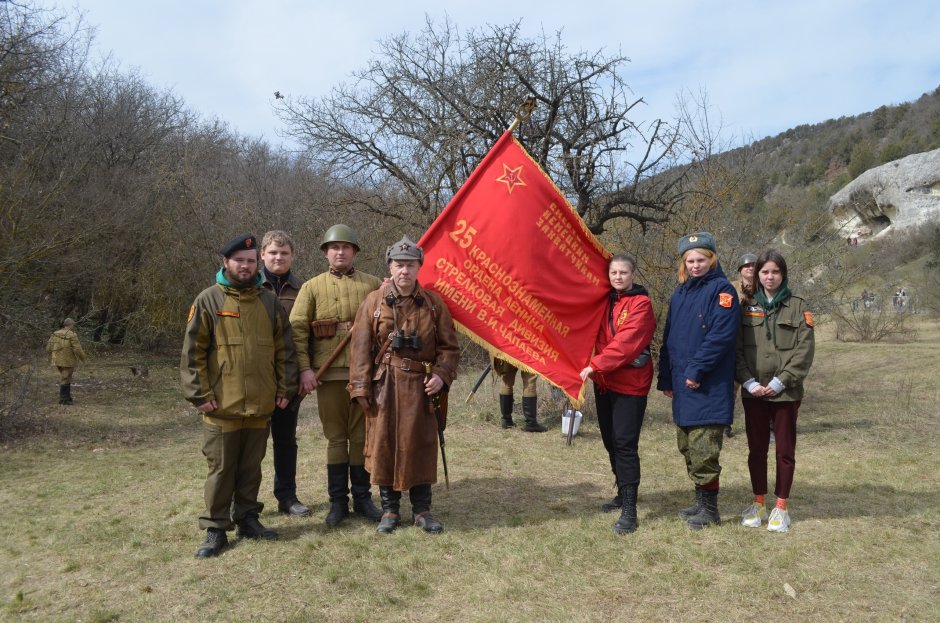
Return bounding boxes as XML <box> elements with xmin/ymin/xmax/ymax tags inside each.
<box><xmin>176</xmin><ymin>223</ymin><xmax>814</xmax><ymax>558</ymax></box>
<box><xmin>180</xmin><ymin>227</ymin><xmax>458</xmax><ymax>558</ymax></box>
<box><xmin>579</xmin><ymin>232</ymin><xmax>815</xmax><ymax>536</ymax></box>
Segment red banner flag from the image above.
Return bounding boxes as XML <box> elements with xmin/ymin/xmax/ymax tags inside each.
<box><xmin>418</xmin><ymin>130</ymin><xmax>611</xmax><ymax>403</ymax></box>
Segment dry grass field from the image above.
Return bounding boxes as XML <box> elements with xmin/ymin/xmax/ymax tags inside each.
<box><xmin>2</xmin><ymin>318</ymin><xmax>938</xmax><ymax>622</ymax></box>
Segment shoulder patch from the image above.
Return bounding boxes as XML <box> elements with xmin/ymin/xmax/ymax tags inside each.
<box><xmin>718</xmin><ymin>292</ymin><xmax>734</xmax><ymax>308</ymax></box>
<box><xmin>804</xmin><ymin>311</ymin><xmax>815</xmax><ymax>327</ymax></box>
<box><xmin>616</xmin><ymin>309</ymin><xmax>629</xmax><ymax>327</ymax></box>
<box><xmin>187</xmin><ymin>305</ymin><xmax>195</xmax><ymax>323</ymax></box>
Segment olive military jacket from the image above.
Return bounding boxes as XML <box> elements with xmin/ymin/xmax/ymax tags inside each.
<box><xmin>181</xmin><ymin>274</ymin><xmax>297</xmax><ymax>419</ymax></box>
<box><xmin>47</xmin><ymin>328</ymin><xmax>86</xmax><ymax>368</ymax></box>
<box><xmin>289</xmin><ymin>270</ymin><xmax>381</xmax><ymax>382</ymax></box>
<box><xmin>735</xmin><ymin>294</ymin><xmax>815</xmax><ymax>402</ymax></box>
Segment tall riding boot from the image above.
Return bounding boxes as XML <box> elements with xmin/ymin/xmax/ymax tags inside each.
<box><xmin>499</xmin><ymin>394</ymin><xmax>515</xmax><ymax>428</ymax></box>
<box><xmin>325</xmin><ymin>463</ymin><xmax>350</xmax><ymax>527</ymax></box>
<box><xmin>350</xmin><ymin>464</ymin><xmax>382</xmax><ymax>521</ymax></box>
<box><xmin>376</xmin><ymin>486</ymin><xmax>401</xmax><ymax>534</ymax></box>
<box><xmin>612</xmin><ymin>484</ymin><xmax>638</xmax><ymax>534</ymax></box>
<box><xmin>687</xmin><ymin>489</ymin><xmax>721</xmax><ymax>530</ymax></box>
<box><xmin>65</xmin><ymin>384</ymin><xmax>73</xmax><ymax>404</ymax></box>
<box><xmin>409</xmin><ymin>483</ymin><xmax>443</xmax><ymax>533</ymax></box>
<box><xmin>678</xmin><ymin>485</ymin><xmax>703</xmax><ymax>518</ymax></box>
<box><xmin>58</xmin><ymin>384</ymin><xmax>69</xmax><ymax>405</ymax></box>
<box><xmin>522</xmin><ymin>396</ymin><xmax>546</xmax><ymax>432</ymax></box>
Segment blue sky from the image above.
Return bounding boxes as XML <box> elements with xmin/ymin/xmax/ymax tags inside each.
<box><xmin>42</xmin><ymin>0</ymin><xmax>940</xmax><ymax>149</ymax></box>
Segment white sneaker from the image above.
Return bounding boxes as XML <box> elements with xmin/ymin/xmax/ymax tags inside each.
<box><xmin>741</xmin><ymin>502</ymin><xmax>767</xmax><ymax>528</ymax></box>
<box><xmin>767</xmin><ymin>507</ymin><xmax>791</xmax><ymax>533</ymax></box>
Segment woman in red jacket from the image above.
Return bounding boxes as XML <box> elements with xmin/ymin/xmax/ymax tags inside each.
<box><xmin>580</xmin><ymin>254</ymin><xmax>657</xmax><ymax>534</ymax></box>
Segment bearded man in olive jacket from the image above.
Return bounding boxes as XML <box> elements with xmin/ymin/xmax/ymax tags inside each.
<box><xmin>181</xmin><ymin>234</ymin><xmax>297</xmax><ymax>558</ymax></box>
<box><xmin>347</xmin><ymin>235</ymin><xmax>459</xmax><ymax>534</ymax></box>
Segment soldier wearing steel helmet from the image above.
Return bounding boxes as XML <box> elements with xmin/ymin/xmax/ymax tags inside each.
<box><xmin>289</xmin><ymin>224</ymin><xmax>384</xmax><ymax>527</ymax></box>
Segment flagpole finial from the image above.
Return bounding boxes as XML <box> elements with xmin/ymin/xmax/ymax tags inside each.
<box><xmin>507</xmin><ymin>97</ymin><xmax>536</xmax><ymax>133</ymax></box>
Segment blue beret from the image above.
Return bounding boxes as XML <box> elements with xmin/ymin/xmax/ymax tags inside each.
<box><xmin>220</xmin><ymin>234</ymin><xmax>258</xmax><ymax>258</ymax></box>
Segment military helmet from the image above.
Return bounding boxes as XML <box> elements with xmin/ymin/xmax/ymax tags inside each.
<box><xmin>320</xmin><ymin>224</ymin><xmax>360</xmax><ymax>251</ymax></box>
<box><xmin>386</xmin><ymin>235</ymin><xmax>424</xmax><ymax>265</ymax></box>
<box><xmin>738</xmin><ymin>253</ymin><xmax>758</xmax><ymax>271</ymax></box>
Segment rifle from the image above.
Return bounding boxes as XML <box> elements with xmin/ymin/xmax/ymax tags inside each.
<box><xmin>292</xmin><ymin>330</ymin><xmax>354</xmax><ymax>410</ymax></box>
<box><xmin>424</xmin><ymin>362</ymin><xmax>450</xmax><ymax>490</ymax></box>
<box><xmin>464</xmin><ymin>363</ymin><xmax>492</xmax><ymax>404</ymax></box>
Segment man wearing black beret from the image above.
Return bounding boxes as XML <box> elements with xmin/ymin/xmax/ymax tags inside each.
<box><xmin>181</xmin><ymin>233</ymin><xmax>298</xmax><ymax>558</ymax></box>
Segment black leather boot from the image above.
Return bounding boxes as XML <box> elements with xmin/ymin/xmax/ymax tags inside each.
<box><xmin>409</xmin><ymin>484</ymin><xmax>443</xmax><ymax>533</ymax></box>
<box><xmin>499</xmin><ymin>394</ymin><xmax>515</xmax><ymax>428</ymax></box>
<box><xmin>376</xmin><ymin>486</ymin><xmax>401</xmax><ymax>534</ymax></box>
<box><xmin>236</xmin><ymin>516</ymin><xmax>279</xmax><ymax>540</ymax></box>
<box><xmin>678</xmin><ymin>486</ymin><xmax>703</xmax><ymax>518</ymax></box>
<box><xmin>64</xmin><ymin>384</ymin><xmax>73</xmax><ymax>404</ymax></box>
<box><xmin>58</xmin><ymin>384</ymin><xmax>69</xmax><ymax>405</ymax></box>
<box><xmin>350</xmin><ymin>465</ymin><xmax>382</xmax><ymax>521</ymax></box>
<box><xmin>195</xmin><ymin>528</ymin><xmax>228</xmax><ymax>558</ymax></box>
<box><xmin>325</xmin><ymin>463</ymin><xmax>350</xmax><ymax>527</ymax></box>
<box><xmin>601</xmin><ymin>479</ymin><xmax>622</xmax><ymax>513</ymax></box>
<box><xmin>612</xmin><ymin>484</ymin><xmax>638</xmax><ymax>535</ymax></box>
<box><xmin>687</xmin><ymin>489</ymin><xmax>721</xmax><ymax>530</ymax></box>
<box><xmin>521</xmin><ymin>396</ymin><xmax>546</xmax><ymax>433</ymax></box>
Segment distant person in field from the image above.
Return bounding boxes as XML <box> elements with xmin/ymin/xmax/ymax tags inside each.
<box><xmin>259</xmin><ymin>230</ymin><xmax>310</xmax><ymax>518</ymax></box>
<box><xmin>657</xmin><ymin>232</ymin><xmax>740</xmax><ymax>530</ymax></box>
<box><xmin>347</xmin><ymin>236</ymin><xmax>459</xmax><ymax>534</ymax></box>
<box><xmin>579</xmin><ymin>253</ymin><xmax>655</xmax><ymax>535</ymax></box>
<box><xmin>46</xmin><ymin>317</ymin><xmax>86</xmax><ymax>405</ymax></box>
<box><xmin>181</xmin><ymin>234</ymin><xmax>297</xmax><ymax>559</ymax></box>
<box><xmin>736</xmin><ymin>249</ymin><xmax>815</xmax><ymax>533</ymax></box>
<box><xmin>492</xmin><ymin>357</ymin><xmax>546</xmax><ymax>432</ymax></box>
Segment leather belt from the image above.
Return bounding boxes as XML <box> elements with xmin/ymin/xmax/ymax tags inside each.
<box><xmin>382</xmin><ymin>352</ymin><xmax>429</xmax><ymax>373</ymax></box>
<box><xmin>336</xmin><ymin>321</ymin><xmax>353</xmax><ymax>331</ymax></box>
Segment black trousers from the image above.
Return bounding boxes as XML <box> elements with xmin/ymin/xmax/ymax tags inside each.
<box><xmin>270</xmin><ymin>398</ymin><xmax>301</xmax><ymax>504</ymax></box>
<box><xmin>595</xmin><ymin>386</ymin><xmax>647</xmax><ymax>487</ymax></box>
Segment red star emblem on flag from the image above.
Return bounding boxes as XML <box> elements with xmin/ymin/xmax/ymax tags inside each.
<box><xmin>496</xmin><ymin>163</ymin><xmax>526</xmax><ymax>194</ymax></box>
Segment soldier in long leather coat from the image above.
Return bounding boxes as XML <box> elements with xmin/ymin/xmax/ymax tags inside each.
<box><xmin>347</xmin><ymin>236</ymin><xmax>459</xmax><ymax>534</ymax></box>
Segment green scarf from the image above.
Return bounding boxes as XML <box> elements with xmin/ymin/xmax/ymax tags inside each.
<box><xmin>754</xmin><ymin>278</ymin><xmax>792</xmax><ymax>344</ymax></box>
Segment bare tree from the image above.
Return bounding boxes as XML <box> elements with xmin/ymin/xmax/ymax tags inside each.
<box><xmin>276</xmin><ymin>18</ymin><xmax>698</xmax><ymax>233</ymax></box>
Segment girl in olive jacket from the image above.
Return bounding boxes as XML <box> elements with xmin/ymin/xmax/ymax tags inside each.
<box><xmin>735</xmin><ymin>249</ymin><xmax>815</xmax><ymax>534</ymax></box>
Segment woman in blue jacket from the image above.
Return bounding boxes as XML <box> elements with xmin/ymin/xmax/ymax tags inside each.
<box><xmin>657</xmin><ymin>232</ymin><xmax>740</xmax><ymax>530</ymax></box>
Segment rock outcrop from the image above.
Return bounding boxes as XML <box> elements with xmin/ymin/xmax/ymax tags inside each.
<box><xmin>828</xmin><ymin>148</ymin><xmax>940</xmax><ymax>238</ymax></box>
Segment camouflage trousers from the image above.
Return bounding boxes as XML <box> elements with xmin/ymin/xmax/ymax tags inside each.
<box><xmin>676</xmin><ymin>424</ymin><xmax>725</xmax><ymax>487</ymax></box>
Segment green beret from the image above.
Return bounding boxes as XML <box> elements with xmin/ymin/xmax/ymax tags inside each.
<box><xmin>386</xmin><ymin>235</ymin><xmax>424</xmax><ymax>264</ymax></box>
<box><xmin>678</xmin><ymin>231</ymin><xmax>717</xmax><ymax>255</ymax></box>
<box><xmin>220</xmin><ymin>234</ymin><xmax>258</xmax><ymax>258</ymax></box>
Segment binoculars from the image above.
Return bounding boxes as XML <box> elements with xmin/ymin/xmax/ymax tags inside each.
<box><xmin>391</xmin><ymin>329</ymin><xmax>422</xmax><ymax>351</ymax></box>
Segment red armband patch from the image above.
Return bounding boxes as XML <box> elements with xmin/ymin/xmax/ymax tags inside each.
<box><xmin>804</xmin><ymin>311</ymin><xmax>815</xmax><ymax>327</ymax></box>
<box><xmin>718</xmin><ymin>292</ymin><xmax>733</xmax><ymax>308</ymax></box>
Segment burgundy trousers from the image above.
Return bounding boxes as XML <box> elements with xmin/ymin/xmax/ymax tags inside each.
<box><xmin>742</xmin><ymin>396</ymin><xmax>801</xmax><ymax>499</ymax></box>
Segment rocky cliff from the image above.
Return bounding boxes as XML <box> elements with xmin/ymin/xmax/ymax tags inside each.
<box><xmin>829</xmin><ymin>148</ymin><xmax>940</xmax><ymax>239</ymax></box>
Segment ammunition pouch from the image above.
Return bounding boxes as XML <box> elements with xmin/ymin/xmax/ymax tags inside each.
<box><xmin>311</xmin><ymin>319</ymin><xmax>338</xmax><ymax>339</ymax></box>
